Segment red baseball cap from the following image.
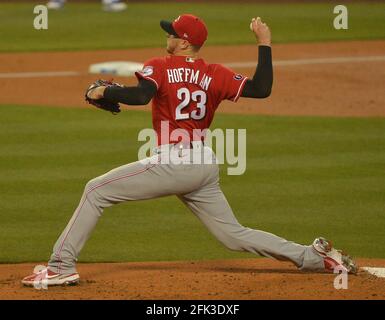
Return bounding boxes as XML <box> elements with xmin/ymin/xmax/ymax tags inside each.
<box><xmin>160</xmin><ymin>14</ymin><xmax>208</xmax><ymax>47</ymax></box>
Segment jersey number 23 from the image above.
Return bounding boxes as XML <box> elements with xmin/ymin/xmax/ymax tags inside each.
<box><xmin>175</xmin><ymin>88</ymin><xmax>207</xmax><ymax>121</ymax></box>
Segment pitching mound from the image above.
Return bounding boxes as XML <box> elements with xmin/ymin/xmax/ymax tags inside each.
<box><xmin>1</xmin><ymin>258</ymin><xmax>385</xmax><ymax>300</ymax></box>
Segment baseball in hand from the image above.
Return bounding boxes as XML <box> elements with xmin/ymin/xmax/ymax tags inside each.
<box><xmin>249</xmin><ymin>17</ymin><xmax>271</xmax><ymax>46</ymax></box>
<box><xmin>249</xmin><ymin>17</ymin><xmax>257</xmax><ymax>31</ymax></box>
<box><xmin>249</xmin><ymin>17</ymin><xmax>258</xmax><ymax>32</ymax></box>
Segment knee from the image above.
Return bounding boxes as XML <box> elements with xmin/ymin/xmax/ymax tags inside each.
<box><xmin>84</xmin><ymin>177</ymin><xmax>105</xmax><ymax>203</ymax></box>
<box><xmin>221</xmin><ymin>240</ymin><xmax>244</xmax><ymax>251</ymax></box>
<box><xmin>221</xmin><ymin>238</ymin><xmax>245</xmax><ymax>251</ymax></box>
<box><xmin>85</xmin><ymin>176</ymin><xmax>103</xmax><ymax>192</ymax></box>
<box><xmin>219</xmin><ymin>225</ymin><xmax>249</xmax><ymax>251</ymax></box>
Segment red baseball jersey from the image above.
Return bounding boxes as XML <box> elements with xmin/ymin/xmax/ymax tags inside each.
<box><xmin>135</xmin><ymin>55</ymin><xmax>248</xmax><ymax>145</ymax></box>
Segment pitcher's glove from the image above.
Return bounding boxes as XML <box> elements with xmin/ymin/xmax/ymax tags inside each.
<box><xmin>85</xmin><ymin>79</ymin><xmax>122</xmax><ymax>114</ymax></box>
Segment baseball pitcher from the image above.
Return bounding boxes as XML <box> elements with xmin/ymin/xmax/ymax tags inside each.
<box><xmin>22</xmin><ymin>15</ymin><xmax>357</xmax><ymax>286</ymax></box>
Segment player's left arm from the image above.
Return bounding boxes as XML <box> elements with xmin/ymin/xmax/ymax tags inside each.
<box><xmin>86</xmin><ymin>79</ymin><xmax>157</xmax><ymax>105</ymax></box>
<box><xmin>87</xmin><ymin>58</ymin><xmax>164</xmax><ymax>105</ymax></box>
<box><xmin>241</xmin><ymin>17</ymin><xmax>273</xmax><ymax>99</ymax></box>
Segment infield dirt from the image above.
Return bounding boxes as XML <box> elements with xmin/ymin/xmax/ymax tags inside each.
<box><xmin>1</xmin><ymin>258</ymin><xmax>385</xmax><ymax>300</ymax></box>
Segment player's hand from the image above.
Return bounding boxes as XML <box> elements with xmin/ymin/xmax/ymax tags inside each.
<box><xmin>250</xmin><ymin>17</ymin><xmax>271</xmax><ymax>46</ymax></box>
<box><xmin>87</xmin><ymin>86</ymin><xmax>106</xmax><ymax>100</ymax></box>
<box><xmin>85</xmin><ymin>80</ymin><xmax>121</xmax><ymax>114</ymax></box>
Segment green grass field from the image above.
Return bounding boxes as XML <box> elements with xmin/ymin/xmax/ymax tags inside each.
<box><xmin>1</xmin><ymin>2</ymin><xmax>384</xmax><ymax>264</ymax></box>
<box><xmin>1</xmin><ymin>2</ymin><xmax>385</xmax><ymax>52</ymax></box>
<box><xmin>0</xmin><ymin>105</ymin><xmax>384</xmax><ymax>263</ymax></box>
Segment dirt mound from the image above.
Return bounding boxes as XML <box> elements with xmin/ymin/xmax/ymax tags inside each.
<box><xmin>1</xmin><ymin>258</ymin><xmax>384</xmax><ymax>300</ymax></box>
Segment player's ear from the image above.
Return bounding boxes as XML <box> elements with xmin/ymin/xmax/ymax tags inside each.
<box><xmin>180</xmin><ymin>39</ymin><xmax>190</xmax><ymax>50</ymax></box>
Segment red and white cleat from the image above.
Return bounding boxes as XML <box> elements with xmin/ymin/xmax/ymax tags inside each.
<box><xmin>312</xmin><ymin>237</ymin><xmax>358</xmax><ymax>274</ymax></box>
<box><xmin>22</xmin><ymin>266</ymin><xmax>79</xmax><ymax>287</ymax></box>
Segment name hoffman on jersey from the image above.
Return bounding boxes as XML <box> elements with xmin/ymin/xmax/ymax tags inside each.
<box><xmin>167</xmin><ymin>68</ymin><xmax>213</xmax><ymax>91</ymax></box>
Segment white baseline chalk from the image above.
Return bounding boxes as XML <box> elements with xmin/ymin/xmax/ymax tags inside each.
<box><xmin>2</xmin><ymin>55</ymin><xmax>385</xmax><ymax>78</ymax></box>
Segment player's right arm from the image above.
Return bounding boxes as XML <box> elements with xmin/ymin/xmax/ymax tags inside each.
<box><xmin>241</xmin><ymin>17</ymin><xmax>273</xmax><ymax>99</ymax></box>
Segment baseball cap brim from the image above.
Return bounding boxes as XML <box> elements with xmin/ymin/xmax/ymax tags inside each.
<box><xmin>160</xmin><ymin>20</ymin><xmax>179</xmax><ymax>37</ymax></box>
